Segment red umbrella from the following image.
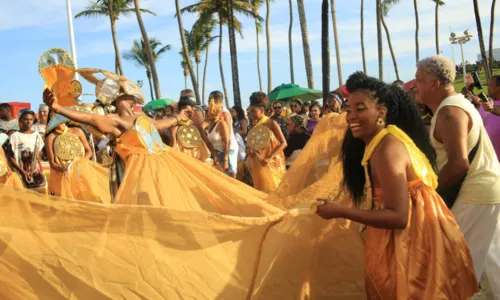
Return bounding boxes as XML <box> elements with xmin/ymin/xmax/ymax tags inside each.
<box><xmin>404</xmin><ymin>79</ymin><xmax>416</xmax><ymax>91</ymax></box>
<box><xmin>334</xmin><ymin>85</ymin><xmax>350</xmax><ymax>99</ymax></box>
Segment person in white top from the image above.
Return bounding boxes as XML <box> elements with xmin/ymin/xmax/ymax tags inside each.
<box><xmin>32</xmin><ymin>104</ymin><xmax>49</xmax><ymax>136</ymax></box>
<box><xmin>0</xmin><ymin>103</ymin><xmax>19</xmax><ymax>132</ymax></box>
<box><xmin>416</xmin><ymin>55</ymin><xmax>500</xmax><ymax>298</ymax></box>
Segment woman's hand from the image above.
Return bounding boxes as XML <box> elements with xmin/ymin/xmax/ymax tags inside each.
<box><xmin>22</xmin><ymin>171</ymin><xmax>32</xmax><ymax>183</ymax></box>
<box><xmin>222</xmin><ymin>160</ymin><xmax>229</xmax><ymax>171</ymax></box>
<box><xmin>316</xmin><ymin>199</ymin><xmax>345</xmax><ymax>220</ymax></box>
<box><xmin>261</xmin><ymin>156</ymin><xmax>271</xmax><ymax>166</ymax></box>
<box><xmin>43</xmin><ymin>88</ymin><xmax>61</xmax><ymax>112</ymax></box>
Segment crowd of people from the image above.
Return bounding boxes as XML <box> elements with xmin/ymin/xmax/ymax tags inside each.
<box><xmin>0</xmin><ymin>54</ymin><xmax>499</xmax><ymax>299</ymax></box>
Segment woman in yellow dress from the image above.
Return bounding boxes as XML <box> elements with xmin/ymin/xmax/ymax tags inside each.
<box><xmin>170</xmin><ymin>98</ymin><xmax>214</xmax><ymax>163</ymax></box>
<box><xmin>45</xmin><ymin>113</ymin><xmax>111</xmax><ymax>203</ymax></box>
<box><xmin>246</xmin><ymin>92</ymin><xmax>287</xmax><ymax>193</ymax></box>
<box><xmin>0</xmin><ymin>146</ymin><xmax>24</xmax><ymax>188</ymax></box>
<box><xmin>316</xmin><ymin>72</ymin><xmax>478</xmax><ymax>299</ymax></box>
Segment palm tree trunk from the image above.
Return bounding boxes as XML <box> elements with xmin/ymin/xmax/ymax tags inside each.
<box><xmin>435</xmin><ymin>1</ymin><xmax>440</xmax><ymax>55</ymax></box>
<box><xmin>330</xmin><ymin>0</ymin><xmax>343</xmax><ymax>87</ymax></box>
<box><xmin>297</xmin><ymin>0</ymin><xmax>314</xmax><ymax>88</ymax></box>
<box><xmin>321</xmin><ymin>0</ymin><xmax>330</xmax><ymax>106</ymax></box>
<box><xmin>108</xmin><ymin>0</ymin><xmax>124</xmax><ymax>75</ymax></box>
<box><xmin>202</xmin><ymin>46</ymin><xmax>209</xmax><ymax>105</ymax></box>
<box><xmin>288</xmin><ymin>0</ymin><xmax>295</xmax><ymax>84</ymax></box>
<box><xmin>218</xmin><ymin>16</ymin><xmax>230</xmax><ymax>108</ymax></box>
<box><xmin>376</xmin><ymin>0</ymin><xmax>383</xmax><ymax>80</ymax></box>
<box><xmin>473</xmin><ymin>0</ymin><xmax>491</xmax><ymax>82</ymax></box>
<box><xmin>413</xmin><ymin>0</ymin><xmax>420</xmax><ymax>64</ymax></box>
<box><xmin>146</xmin><ymin>70</ymin><xmax>154</xmax><ymax>101</ymax></box>
<box><xmin>255</xmin><ymin>21</ymin><xmax>263</xmax><ymax>92</ymax></box>
<box><xmin>185</xmin><ymin>75</ymin><xmax>188</xmax><ymax>89</ymax></box>
<box><xmin>266</xmin><ymin>0</ymin><xmax>273</xmax><ymax>93</ymax></box>
<box><xmin>175</xmin><ymin>0</ymin><xmax>201</xmax><ymax>104</ymax></box>
<box><xmin>227</xmin><ymin>0</ymin><xmax>242</xmax><ymax>107</ymax></box>
<box><xmin>360</xmin><ymin>0</ymin><xmax>367</xmax><ymax>73</ymax></box>
<box><xmin>489</xmin><ymin>0</ymin><xmax>497</xmax><ymax>75</ymax></box>
<box><xmin>196</xmin><ymin>61</ymin><xmax>200</xmax><ymax>94</ymax></box>
<box><xmin>381</xmin><ymin>15</ymin><xmax>400</xmax><ymax>80</ymax></box>
<box><xmin>134</xmin><ymin>0</ymin><xmax>161</xmax><ymax>99</ymax></box>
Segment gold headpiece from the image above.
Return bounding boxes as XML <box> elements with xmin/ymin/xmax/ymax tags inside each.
<box><xmin>76</xmin><ymin>68</ymin><xmax>145</xmax><ymax>105</ymax></box>
<box><xmin>38</xmin><ymin>48</ymin><xmax>82</xmax><ymax>107</ymax></box>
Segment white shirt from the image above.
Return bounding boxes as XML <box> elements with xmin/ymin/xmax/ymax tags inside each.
<box><xmin>9</xmin><ymin>131</ymin><xmax>44</xmax><ymax>165</ymax></box>
<box><xmin>430</xmin><ymin>94</ymin><xmax>500</xmax><ymax>204</ymax></box>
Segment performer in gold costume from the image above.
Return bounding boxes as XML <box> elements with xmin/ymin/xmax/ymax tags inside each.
<box><xmin>317</xmin><ymin>73</ymin><xmax>478</xmax><ymax>299</ymax></box>
<box><xmin>45</xmin><ymin>110</ymin><xmax>111</xmax><ymax>203</ymax></box>
<box><xmin>246</xmin><ymin>92</ymin><xmax>287</xmax><ymax>193</ymax></box>
<box><xmin>170</xmin><ymin>98</ymin><xmax>213</xmax><ymax>163</ymax></box>
<box><xmin>0</xmin><ymin>146</ymin><xmax>24</xmax><ymax>188</ymax></box>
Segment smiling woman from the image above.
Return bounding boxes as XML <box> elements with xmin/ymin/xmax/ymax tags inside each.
<box><xmin>316</xmin><ymin>72</ymin><xmax>478</xmax><ymax>299</ymax></box>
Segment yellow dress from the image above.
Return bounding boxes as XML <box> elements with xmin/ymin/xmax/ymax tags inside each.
<box><xmin>362</xmin><ymin>126</ymin><xmax>478</xmax><ymax>299</ymax></box>
<box><xmin>49</xmin><ymin>136</ymin><xmax>111</xmax><ymax>203</ymax></box>
<box><xmin>0</xmin><ymin>147</ymin><xmax>24</xmax><ymax>188</ymax></box>
<box><xmin>0</xmin><ymin>115</ymin><xmax>367</xmax><ymax>299</ymax></box>
<box><xmin>247</xmin><ymin>117</ymin><xmax>286</xmax><ymax>193</ymax></box>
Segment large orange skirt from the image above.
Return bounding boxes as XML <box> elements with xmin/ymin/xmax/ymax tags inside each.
<box><xmin>365</xmin><ymin>180</ymin><xmax>478</xmax><ymax>299</ymax></box>
<box><xmin>49</xmin><ymin>158</ymin><xmax>111</xmax><ymax>203</ymax></box>
<box><xmin>0</xmin><ymin>172</ymin><xmax>24</xmax><ymax>189</ymax></box>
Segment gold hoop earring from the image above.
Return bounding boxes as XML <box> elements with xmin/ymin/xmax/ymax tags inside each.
<box><xmin>377</xmin><ymin>118</ymin><xmax>386</xmax><ymax>127</ymax></box>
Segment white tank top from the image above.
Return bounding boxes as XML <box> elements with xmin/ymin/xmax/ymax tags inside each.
<box><xmin>208</xmin><ymin>121</ymin><xmax>225</xmax><ymax>152</ymax></box>
<box><xmin>430</xmin><ymin>94</ymin><xmax>500</xmax><ymax>204</ymax></box>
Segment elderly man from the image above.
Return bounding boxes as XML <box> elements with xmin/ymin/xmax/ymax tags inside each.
<box><xmin>33</xmin><ymin>104</ymin><xmax>49</xmax><ymax>136</ymax></box>
<box><xmin>415</xmin><ymin>55</ymin><xmax>500</xmax><ymax>298</ymax></box>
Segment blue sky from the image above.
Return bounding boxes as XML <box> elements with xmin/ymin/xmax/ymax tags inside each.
<box><xmin>1</xmin><ymin>0</ymin><xmax>499</xmax><ymax>110</ymax></box>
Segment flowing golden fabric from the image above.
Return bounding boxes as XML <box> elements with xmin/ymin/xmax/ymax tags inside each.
<box><xmin>0</xmin><ymin>147</ymin><xmax>23</xmax><ymax>188</ymax></box>
<box><xmin>175</xmin><ymin>141</ymin><xmax>210</xmax><ymax>162</ymax></box>
<box><xmin>362</xmin><ymin>126</ymin><xmax>478</xmax><ymax>299</ymax></box>
<box><xmin>246</xmin><ymin>120</ymin><xmax>286</xmax><ymax>193</ymax></box>
<box><xmin>49</xmin><ymin>157</ymin><xmax>111</xmax><ymax>203</ymax></box>
<box><xmin>0</xmin><ymin>115</ymin><xmax>367</xmax><ymax>299</ymax></box>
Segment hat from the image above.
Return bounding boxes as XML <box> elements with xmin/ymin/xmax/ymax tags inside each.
<box><xmin>77</xmin><ymin>68</ymin><xmax>145</xmax><ymax>105</ymax></box>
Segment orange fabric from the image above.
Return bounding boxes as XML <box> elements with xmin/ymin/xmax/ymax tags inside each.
<box><xmin>175</xmin><ymin>142</ymin><xmax>210</xmax><ymax>162</ymax></box>
<box><xmin>366</xmin><ymin>180</ymin><xmax>478</xmax><ymax>299</ymax></box>
<box><xmin>362</xmin><ymin>127</ymin><xmax>478</xmax><ymax>299</ymax></box>
<box><xmin>247</xmin><ymin>120</ymin><xmax>286</xmax><ymax>193</ymax></box>
<box><xmin>49</xmin><ymin>158</ymin><xmax>111</xmax><ymax>203</ymax></box>
<box><xmin>0</xmin><ymin>148</ymin><xmax>24</xmax><ymax>189</ymax></box>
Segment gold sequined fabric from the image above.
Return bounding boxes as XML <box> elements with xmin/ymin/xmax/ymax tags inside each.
<box><xmin>177</xmin><ymin>124</ymin><xmax>202</xmax><ymax>149</ymax></box>
<box><xmin>247</xmin><ymin>125</ymin><xmax>271</xmax><ymax>151</ymax></box>
<box><xmin>54</xmin><ymin>132</ymin><xmax>84</xmax><ymax>161</ymax></box>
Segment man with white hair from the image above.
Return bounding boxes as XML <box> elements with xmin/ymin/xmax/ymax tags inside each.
<box><xmin>415</xmin><ymin>55</ymin><xmax>500</xmax><ymax>298</ymax></box>
<box><xmin>33</xmin><ymin>104</ymin><xmax>49</xmax><ymax>136</ymax></box>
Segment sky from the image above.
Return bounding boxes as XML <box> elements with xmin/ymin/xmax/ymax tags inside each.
<box><xmin>0</xmin><ymin>0</ymin><xmax>499</xmax><ymax>110</ymax></box>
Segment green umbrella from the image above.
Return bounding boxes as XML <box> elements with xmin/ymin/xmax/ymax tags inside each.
<box><xmin>143</xmin><ymin>98</ymin><xmax>175</xmax><ymax>113</ymax></box>
<box><xmin>268</xmin><ymin>83</ymin><xmax>322</xmax><ymax>103</ymax></box>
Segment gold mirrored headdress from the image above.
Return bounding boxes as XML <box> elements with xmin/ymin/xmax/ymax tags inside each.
<box><xmin>76</xmin><ymin>68</ymin><xmax>145</xmax><ymax>105</ymax></box>
<box><xmin>38</xmin><ymin>48</ymin><xmax>82</xmax><ymax>107</ymax></box>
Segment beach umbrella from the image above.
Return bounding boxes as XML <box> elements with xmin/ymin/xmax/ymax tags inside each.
<box><xmin>143</xmin><ymin>98</ymin><xmax>175</xmax><ymax>112</ymax></box>
<box><xmin>268</xmin><ymin>83</ymin><xmax>322</xmax><ymax>103</ymax></box>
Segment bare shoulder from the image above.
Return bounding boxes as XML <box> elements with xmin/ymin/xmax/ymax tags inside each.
<box><xmin>436</xmin><ymin>106</ymin><xmax>469</xmax><ymax>124</ymax></box>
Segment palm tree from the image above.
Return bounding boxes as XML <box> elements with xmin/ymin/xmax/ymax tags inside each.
<box><xmin>413</xmin><ymin>0</ymin><xmax>420</xmax><ymax>64</ymax></box>
<box><xmin>133</xmin><ymin>0</ymin><xmax>162</xmax><ymax>99</ymax></box>
<box><xmin>251</xmin><ymin>0</ymin><xmax>264</xmax><ymax>91</ymax></box>
<box><xmin>489</xmin><ymin>0</ymin><xmax>497</xmax><ymax>75</ymax></box>
<box><xmin>227</xmin><ymin>0</ymin><xmax>242</xmax><ymax>107</ymax></box>
<box><xmin>381</xmin><ymin>0</ymin><xmax>400</xmax><ymax>81</ymax></box>
<box><xmin>175</xmin><ymin>0</ymin><xmax>201</xmax><ymax>104</ymax></box>
<box><xmin>194</xmin><ymin>16</ymin><xmax>218</xmax><ymax>104</ymax></box>
<box><xmin>376</xmin><ymin>0</ymin><xmax>383</xmax><ymax>80</ymax></box>
<box><xmin>180</xmin><ymin>51</ymin><xmax>190</xmax><ymax>90</ymax></box>
<box><xmin>473</xmin><ymin>0</ymin><xmax>491</xmax><ymax>81</ymax></box>
<box><xmin>181</xmin><ymin>0</ymin><xmax>259</xmax><ymax>107</ymax></box>
<box><xmin>330</xmin><ymin>0</ymin><xmax>343</xmax><ymax>87</ymax></box>
<box><xmin>288</xmin><ymin>0</ymin><xmax>295</xmax><ymax>84</ymax></box>
<box><xmin>432</xmin><ymin>0</ymin><xmax>445</xmax><ymax>55</ymax></box>
<box><xmin>122</xmin><ymin>38</ymin><xmax>171</xmax><ymax>101</ymax></box>
<box><xmin>75</xmin><ymin>0</ymin><xmax>155</xmax><ymax>75</ymax></box>
<box><xmin>360</xmin><ymin>0</ymin><xmax>367</xmax><ymax>73</ymax></box>
<box><xmin>266</xmin><ymin>0</ymin><xmax>273</xmax><ymax>93</ymax></box>
<box><xmin>322</xmin><ymin>0</ymin><xmax>330</xmax><ymax>105</ymax></box>
<box><xmin>297</xmin><ymin>0</ymin><xmax>314</xmax><ymax>88</ymax></box>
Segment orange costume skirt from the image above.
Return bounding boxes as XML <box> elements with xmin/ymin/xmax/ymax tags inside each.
<box><xmin>365</xmin><ymin>180</ymin><xmax>478</xmax><ymax>299</ymax></box>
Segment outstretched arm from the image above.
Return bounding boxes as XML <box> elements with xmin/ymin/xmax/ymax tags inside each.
<box><xmin>43</xmin><ymin>89</ymin><xmax>122</xmax><ymax>137</ymax></box>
